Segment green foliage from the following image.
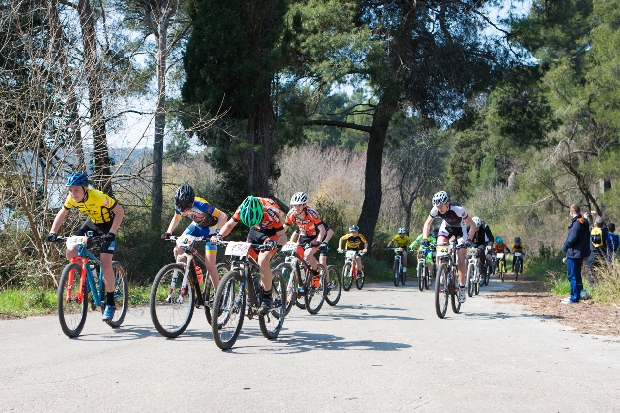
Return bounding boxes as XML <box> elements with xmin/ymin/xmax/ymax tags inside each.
<box><xmin>0</xmin><ymin>287</ymin><xmax>56</xmax><ymax>316</ymax></box>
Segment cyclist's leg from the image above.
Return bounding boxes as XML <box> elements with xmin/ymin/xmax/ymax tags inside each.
<box><xmin>355</xmin><ymin>254</ymin><xmax>363</xmax><ymax>272</ymax></box>
<box><xmin>402</xmin><ymin>250</ymin><xmax>407</xmax><ymax>269</ymax></box>
<box><xmin>67</xmin><ymin>219</ymin><xmax>95</xmax><ymax>260</ymax></box>
<box><xmin>204</xmin><ymin>243</ymin><xmax>219</xmax><ymax>290</ymax></box>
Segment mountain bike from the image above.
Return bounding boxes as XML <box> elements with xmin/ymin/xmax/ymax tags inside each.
<box><xmin>340</xmin><ymin>250</ymin><xmax>365</xmax><ymax>291</ymax></box>
<box><xmin>482</xmin><ymin>247</ymin><xmax>493</xmax><ymax>286</ymax></box>
<box><xmin>275</xmin><ymin>242</ymin><xmax>328</xmax><ymax>315</ymax></box>
<box><xmin>416</xmin><ymin>247</ymin><xmax>433</xmax><ymax>291</ymax></box>
<box><xmin>513</xmin><ymin>252</ymin><xmax>524</xmax><ymax>281</ymax></box>
<box><xmin>388</xmin><ymin>247</ymin><xmax>405</xmax><ymax>286</ymax></box>
<box><xmin>211</xmin><ymin>241</ymin><xmax>286</xmax><ymax>350</ymax></box>
<box><xmin>150</xmin><ymin>235</ymin><xmax>228</xmax><ymax>338</ymax></box>
<box><xmin>50</xmin><ymin>234</ymin><xmax>128</xmax><ymax>338</ymax></box>
<box><xmin>466</xmin><ymin>247</ymin><xmax>481</xmax><ymax>297</ymax></box>
<box><xmin>496</xmin><ymin>253</ymin><xmax>506</xmax><ymax>282</ymax></box>
<box><xmin>435</xmin><ymin>237</ymin><xmax>467</xmax><ymax>319</ymax></box>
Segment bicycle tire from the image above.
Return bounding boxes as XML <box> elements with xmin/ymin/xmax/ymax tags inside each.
<box><xmin>435</xmin><ymin>263</ymin><xmax>449</xmax><ymax>319</ymax></box>
<box><xmin>499</xmin><ymin>261</ymin><xmax>505</xmax><ymax>282</ymax></box>
<box><xmin>150</xmin><ymin>263</ymin><xmax>195</xmax><ymax>338</ymax></box>
<box><xmin>205</xmin><ymin>263</ymin><xmax>229</xmax><ymax>326</ymax></box>
<box><xmin>212</xmin><ymin>269</ymin><xmax>246</xmax><ymax>350</ymax></box>
<box><xmin>400</xmin><ymin>261</ymin><xmax>406</xmax><ymax>286</ymax></box>
<box><xmin>276</xmin><ymin>263</ymin><xmax>296</xmax><ymax>316</ymax></box>
<box><xmin>106</xmin><ymin>261</ymin><xmax>128</xmax><ymax>328</ymax></box>
<box><xmin>467</xmin><ymin>263</ymin><xmax>475</xmax><ymax>298</ymax></box>
<box><xmin>484</xmin><ymin>267</ymin><xmax>490</xmax><ymax>286</ymax></box>
<box><xmin>342</xmin><ymin>262</ymin><xmax>353</xmax><ymax>291</ymax></box>
<box><xmin>474</xmin><ymin>268</ymin><xmax>480</xmax><ymax>295</ymax></box>
<box><xmin>515</xmin><ymin>259</ymin><xmax>521</xmax><ymax>281</ymax></box>
<box><xmin>356</xmin><ymin>267</ymin><xmax>365</xmax><ymax>290</ymax></box>
<box><xmin>393</xmin><ymin>258</ymin><xmax>400</xmax><ymax>287</ymax></box>
<box><xmin>295</xmin><ymin>264</ymin><xmax>307</xmax><ymax>310</ymax></box>
<box><xmin>259</xmin><ymin>268</ymin><xmax>286</xmax><ymax>339</ymax></box>
<box><xmin>325</xmin><ymin>265</ymin><xmax>342</xmax><ymax>306</ymax></box>
<box><xmin>451</xmin><ymin>271</ymin><xmax>462</xmax><ymax>314</ymax></box>
<box><xmin>305</xmin><ymin>264</ymin><xmax>327</xmax><ymax>314</ymax></box>
<box><xmin>58</xmin><ymin>263</ymin><xmax>88</xmax><ymax>338</ymax></box>
<box><xmin>417</xmin><ymin>261</ymin><xmax>425</xmax><ymax>291</ymax></box>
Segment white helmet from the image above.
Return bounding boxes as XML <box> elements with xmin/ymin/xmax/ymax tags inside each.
<box><xmin>432</xmin><ymin>191</ymin><xmax>449</xmax><ymax>207</ymax></box>
<box><xmin>472</xmin><ymin>216</ymin><xmax>482</xmax><ymax>228</ymax></box>
<box><xmin>398</xmin><ymin>227</ymin><xmax>406</xmax><ymax>234</ymax></box>
<box><xmin>290</xmin><ymin>192</ymin><xmax>308</xmax><ymax>206</ymax></box>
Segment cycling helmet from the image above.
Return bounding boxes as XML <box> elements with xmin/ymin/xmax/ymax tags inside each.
<box><xmin>239</xmin><ymin>195</ymin><xmax>264</xmax><ymax>227</ymax></box>
<box><xmin>174</xmin><ymin>183</ymin><xmax>195</xmax><ymax>212</ymax></box>
<box><xmin>472</xmin><ymin>216</ymin><xmax>482</xmax><ymax>228</ymax></box>
<box><xmin>432</xmin><ymin>191</ymin><xmax>449</xmax><ymax>206</ymax></box>
<box><xmin>66</xmin><ymin>173</ymin><xmax>89</xmax><ymax>187</ymax></box>
<box><xmin>398</xmin><ymin>227</ymin><xmax>406</xmax><ymax>234</ymax></box>
<box><xmin>290</xmin><ymin>191</ymin><xmax>308</xmax><ymax>206</ymax></box>
<box><xmin>515</xmin><ymin>237</ymin><xmax>521</xmax><ymax>243</ymax></box>
<box><xmin>496</xmin><ymin>237</ymin><xmax>503</xmax><ymax>244</ymax></box>
<box><xmin>349</xmin><ymin>225</ymin><xmax>359</xmax><ymax>232</ymax></box>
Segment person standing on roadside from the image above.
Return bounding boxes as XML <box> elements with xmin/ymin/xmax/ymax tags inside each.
<box><xmin>606</xmin><ymin>223</ymin><xmax>619</xmax><ymax>260</ymax></box>
<box><xmin>561</xmin><ymin>204</ymin><xmax>591</xmax><ymax>304</ymax></box>
<box><xmin>586</xmin><ymin>217</ymin><xmax>608</xmax><ymax>283</ymax></box>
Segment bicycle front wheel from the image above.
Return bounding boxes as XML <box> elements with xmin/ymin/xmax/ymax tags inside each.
<box><xmin>260</xmin><ymin>268</ymin><xmax>286</xmax><ymax>339</ymax></box>
<box><xmin>325</xmin><ymin>265</ymin><xmax>341</xmax><ymax>306</ymax></box>
<box><xmin>467</xmin><ymin>263</ymin><xmax>475</xmax><ymax>298</ymax></box>
<box><xmin>295</xmin><ymin>264</ymin><xmax>307</xmax><ymax>310</ymax></box>
<box><xmin>305</xmin><ymin>264</ymin><xmax>327</xmax><ymax>314</ymax></box>
<box><xmin>400</xmin><ymin>262</ymin><xmax>406</xmax><ymax>286</ymax></box>
<box><xmin>276</xmin><ymin>263</ymin><xmax>296</xmax><ymax>316</ymax></box>
<box><xmin>515</xmin><ymin>259</ymin><xmax>521</xmax><ymax>281</ymax></box>
<box><xmin>418</xmin><ymin>261</ymin><xmax>425</xmax><ymax>291</ymax></box>
<box><xmin>212</xmin><ymin>269</ymin><xmax>246</xmax><ymax>350</ymax></box>
<box><xmin>435</xmin><ymin>263</ymin><xmax>449</xmax><ymax>319</ymax></box>
<box><xmin>58</xmin><ymin>263</ymin><xmax>88</xmax><ymax>338</ymax></box>
<box><xmin>451</xmin><ymin>270</ymin><xmax>462</xmax><ymax>314</ymax></box>
<box><xmin>205</xmin><ymin>263</ymin><xmax>229</xmax><ymax>326</ymax></box>
<box><xmin>150</xmin><ymin>263</ymin><xmax>195</xmax><ymax>338</ymax></box>
<box><xmin>356</xmin><ymin>267</ymin><xmax>365</xmax><ymax>290</ymax></box>
<box><xmin>499</xmin><ymin>261</ymin><xmax>505</xmax><ymax>282</ymax></box>
<box><xmin>393</xmin><ymin>258</ymin><xmax>400</xmax><ymax>287</ymax></box>
<box><xmin>342</xmin><ymin>262</ymin><xmax>353</xmax><ymax>291</ymax></box>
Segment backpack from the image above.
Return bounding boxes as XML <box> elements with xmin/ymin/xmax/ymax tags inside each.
<box><xmin>591</xmin><ymin>227</ymin><xmax>604</xmax><ymax>248</ymax></box>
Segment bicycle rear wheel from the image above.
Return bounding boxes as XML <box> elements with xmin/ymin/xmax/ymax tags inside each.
<box><xmin>205</xmin><ymin>263</ymin><xmax>229</xmax><ymax>326</ymax></box>
<box><xmin>435</xmin><ymin>263</ymin><xmax>449</xmax><ymax>319</ymax></box>
<box><xmin>276</xmin><ymin>263</ymin><xmax>296</xmax><ymax>316</ymax></box>
<box><xmin>212</xmin><ymin>269</ymin><xmax>245</xmax><ymax>350</ymax></box>
<box><xmin>342</xmin><ymin>262</ymin><xmax>353</xmax><ymax>291</ymax></box>
<box><xmin>58</xmin><ymin>263</ymin><xmax>88</xmax><ymax>338</ymax></box>
<box><xmin>417</xmin><ymin>261</ymin><xmax>425</xmax><ymax>291</ymax></box>
<box><xmin>356</xmin><ymin>267</ymin><xmax>365</xmax><ymax>290</ymax></box>
<box><xmin>451</xmin><ymin>271</ymin><xmax>462</xmax><ymax>314</ymax></box>
<box><xmin>325</xmin><ymin>265</ymin><xmax>341</xmax><ymax>306</ymax></box>
<box><xmin>393</xmin><ymin>258</ymin><xmax>400</xmax><ymax>287</ymax></box>
<box><xmin>260</xmin><ymin>268</ymin><xmax>286</xmax><ymax>339</ymax></box>
<box><xmin>305</xmin><ymin>264</ymin><xmax>327</xmax><ymax>314</ymax></box>
<box><xmin>150</xmin><ymin>263</ymin><xmax>195</xmax><ymax>338</ymax></box>
<box><xmin>105</xmin><ymin>261</ymin><xmax>128</xmax><ymax>328</ymax></box>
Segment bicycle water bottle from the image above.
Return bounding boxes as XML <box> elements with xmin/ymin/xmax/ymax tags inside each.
<box><xmin>90</xmin><ymin>265</ymin><xmax>98</xmax><ymax>282</ymax></box>
<box><xmin>195</xmin><ymin>266</ymin><xmax>204</xmax><ymax>284</ymax></box>
<box><xmin>252</xmin><ymin>272</ymin><xmax>261</xmax><ymax>295</ymax></box>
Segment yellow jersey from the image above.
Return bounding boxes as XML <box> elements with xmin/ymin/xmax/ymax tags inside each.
<box><xmin>341</xmin><ymin>233</ymin><xmax>367</xmax><ymax>250</ymax></box>
<box><xmin>391</xmin><ymin>234</ymin><xmax>410</xmax><ymax>248</ymax></box>
<box><xmin>64</xmin><ymin>188</ymin><xmax>117</xmax><ymax>225</ymax></box>
<box><xmin>512</xmin><ymin>242</ymin><xmax>525</xmax><ymax>253</ymax></box>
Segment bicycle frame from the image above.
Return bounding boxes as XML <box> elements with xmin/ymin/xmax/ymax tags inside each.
<box><xmin>66</xmin><ymin>243</ymin><xmax>104</xmax><ymax>308</ymax></box>
<box><xmin>167</xmin><ymin>236</ymin><xmax>212</xmax><ymax>308</ymax></box>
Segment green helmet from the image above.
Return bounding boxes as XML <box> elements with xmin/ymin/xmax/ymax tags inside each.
<box><xmin>239</xmin><ymin>196</ymin><xmax>264</xmax><ymax>227</ymax></box>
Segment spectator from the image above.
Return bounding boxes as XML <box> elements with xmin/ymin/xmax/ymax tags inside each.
<box><xmin>561</xmin><ymin>204</ymin><xmax>590</xmax><ymax>304</ymax></box>
<box><xmin>587</xmin><ymin>217</ymin><xmax>608</xmax><ymax>283</ymax></box>
<box><xmin>607</xmin><ymin>223</ymin><xmax>619</xmax><ymax>260</ymax></box>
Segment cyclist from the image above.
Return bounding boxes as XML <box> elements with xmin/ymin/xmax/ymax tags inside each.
<box><xmin>386</xmin><ymin>227</ymin><xmax>411</xmax><ymax>272</ymax></box>
<box><xmin>47</xmin><ymin>173</ymin><xmax>125</xmax><ymax>321</ymax></box>
<box><xmin>216</xmin><ymin>196</ymin><xmax>287</xmax><ymax>315</ymax></box>
<box><xmin>421</xmin><ymin>191</ymin><xmax>476</xmax><ymax>303</ymax></box>
<box><xmin>283</xmin><ymin>192</ymin><xmax>327</xmax><ymax>293</ymax></box>
<box><xmin>493</xmin><ymin>236</ymin><xmax>510</xmax><ymax>275</ymax></box>
<box><xmin>409</xmin><ymin>227</ymin><xmax>439</xmax><ymax>285</ymax></box>
<box><xmin>471</xmin><ymin>217</ymin><xmax>494</xmax><ymax>278</ymax></box>
<box><xmin>511</xmin><ymin>237</ymin><xmax>526</xmax><ymax>272</ymax></box>
<box><xmin>291</xmin><ymin>222</ymin><xmax>334</xmax><ymax>268</ymax></box>
<box><xmin>161</xmin><ymin>183</ymin><xmax>228</xmax><ymax>291</ymax></box>
<box><xmin>338</xmin><ymin>225</ymin><xmax>368</xmax><ymax>275</ymax></box>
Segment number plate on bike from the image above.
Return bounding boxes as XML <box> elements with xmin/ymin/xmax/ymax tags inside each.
<box><xmin>176</xmin><ymin>235</ymin><xmax>197</xmax><ymax>248</ymax></box>
<box><xmin>225</xmin><ymin>242</ymin><xmax>251</xmax><ymax>257</ymax></box>
<box><xmin>436</xmin><ymin>246</ymin><xmax>450</xmax><ymax>256</ymax></box>
<box><xmin>345</xmin><ymin>250</ymin><xmax>356</xmax><ymax>259</ymax></box>
<box><xmin>395</xmin><ymin>247</ymin><xmax>403</xmax><ymax>253</ymax></box>
<box><xmin>418</xmin><ymin>250</ymin><xmax>426</xmax><ymax>258</ymax></box>
<box><xmin>66</xmin><ymin>236</ymin><xmax>87</xmax><ymax>247</ymax></box>
<box><xmin>281</xmin><ymin>242</ymin><xmax>297</xmax><ymax>253</ymax></box>
<box><xmin>514</xmin><ymin>252</ymin><xmax>523</xmax><ymax>257</ymax></box>
<box><xmin>496</xmin><ymin>253</ymin><xmax>504</xmax><ymax>259</ymax></box>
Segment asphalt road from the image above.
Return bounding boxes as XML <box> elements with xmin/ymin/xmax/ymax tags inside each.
<box><xmin>1</xmin><ymin>278</ymin><xmax>619</xmax><ymax>412</ymax></box>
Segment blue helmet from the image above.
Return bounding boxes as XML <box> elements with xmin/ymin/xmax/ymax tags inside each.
<box><xmin>515</xmin><ymin>237</ymin><xmax>521</xmax><ymax>243</ymax></box>
<box><xmin>496</xmin><ymin>237</ymin><xmax>503</xmax><ymax>244</ymax></box>
<box><xmin>66</xmin><ymin>173</ymin><xmax>88</xmax><ymax>187</ymax></box>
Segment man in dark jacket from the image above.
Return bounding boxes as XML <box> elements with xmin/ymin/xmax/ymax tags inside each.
<box><xmin>562</xmin><ymin>204</ymin><xmax>591</xmax><ymax>304</ymax></box>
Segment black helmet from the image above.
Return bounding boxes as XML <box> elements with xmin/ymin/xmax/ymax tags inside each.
<box><xmin>349</xmin><ymin>225</ymin><xmax>359</xmax><ymax>231</ymax></box>
<box><xmin>175</xmin><ymin>183</ymin><xmax>195</xmax><ymax>212</ymax></box>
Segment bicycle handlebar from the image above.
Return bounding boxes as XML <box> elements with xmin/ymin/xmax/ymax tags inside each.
<box><xmin>48</xmin><ymin>235</ymin><xmax>106</xmax><ymax>243</ymax></box>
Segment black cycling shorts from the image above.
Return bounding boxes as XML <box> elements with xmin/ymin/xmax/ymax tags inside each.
<box><xmin>76</xmin><ymin>219</ymin><xmax>116</xmax><ymax>254</ymax></box>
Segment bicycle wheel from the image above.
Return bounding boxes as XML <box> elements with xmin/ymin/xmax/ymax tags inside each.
<box><xmin>435</xmin><ymin>263</ymin><xmax>449</xmax><ymax>319</ymax></box>
<box><xmin>150</xmin><ymin>263</ymin><xmax>195</xmax><ymax>338</ymax></box>
<box><xmin>325</xmin><ymin>265</ymin><xmax>341</xmax><ymax>306</ymax></box>
<box><xmin>356</xmin><ymin>267</ymin><xmax>365</xmax><ymax>290</ymax></box>
<box><xmin>305</xmin><ymin>264</ymin><xmax>327</xmax><ymax>314</ymax></box>
<box><xmin>212</xmin><ymin>269</ymin><xmax>246</xmax><ymax>350</ymax></box>
<box><xmin>205</xmin><ymin>263</ymin><xmax>229</xmax><ymax>326</ymax></box>
<box><xmin>515</xmin><ymin>259</ymin><xmax>521</xmax><ymax>281</ymax></box>
<box><xmin>295</xmin><ymin>264</ymin><xmax>307</xmax><ymax>310</ymax></box>
<box><xmin>276</xmin><ymin>263</ymin><xmax>296</xmax><ymax>316</ymax></box>
<box><xmin>393</xmin><ymin>258</ymin><xmax>400</xmax><ymax>287</ymax></box>
<box><xmin>451</xmin><ymin>271</ymin><xmax>462</xmax><ymax>314</ymax></box>
<box><xmin>467</xmin><ymin>263</ymin><xmax>475</xmax><ymax>298</ymax></box>
<box><xmin>484</xmin><ymin>266</ymin><xmax>490</xmax><ymax>286</ymax></box>
<box><xmin>342</xmin><ymin>262</ymin><xmax>353</xmax><ymax>291</ymax></box>
<box><xmin>474</xmin><ymin>268</ymin><xmax>480</xmax><ymax>295</ymax></box>
<box><xmin>400</xmin><ymin>262</ymin><xmax>406</xmax><ymax>286</ymax></box>
<box><xmin>259</xmin><ymin>268</ymin><xmax>286</xmax><ymax>339</ymax></box>
<box><xmin>58</xmin><ymin>263</ymin><xmax>88</xmax><ymax>338</ymax></box>
<box><xmin>106</xmin><ymin>261</ymin><xmax>128</xmax><ymax>328</ymax></box>
<box><xmin>499</xmin><ymin>261</ymin><xmax>505</xmax><ymax>282</ymax></box>
<box><xmin>417</xmin><ymin>261</ymin><xmax>425</xmax><ymax>291</ymax></box>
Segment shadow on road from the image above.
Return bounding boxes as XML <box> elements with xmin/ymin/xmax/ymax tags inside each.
<box><xmin>71</xmin><ymin>323</ymin><xmax>213</xmax><ymax>342</ymax></box>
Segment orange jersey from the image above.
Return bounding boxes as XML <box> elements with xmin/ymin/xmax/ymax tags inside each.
<box><xmin>494</xmin><ymin>242</ymin><xmax>509</xmax><ymax>253</ymax></box>
<box><xmin>285</xmin><ymin>206</ymin><xmax>323</xmax><ymax>237</ymax></box>
<box><xmin>233</xmin><ymin>197</ymin><xmax>283</xmax><ymax>232</ymax></box>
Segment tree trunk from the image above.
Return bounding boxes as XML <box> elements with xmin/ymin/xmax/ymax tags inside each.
<box><xmin>247</xmin><ymin>96</ymin><xmax>274</xmax><ymax>196</ymax></box>
<box><xmin>77</xmin><ymin>0</ymin><xmax>113</xmax><ymax>196</ymax></box>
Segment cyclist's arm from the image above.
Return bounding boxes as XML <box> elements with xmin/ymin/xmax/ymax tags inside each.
<box><xmin>387</xmin><ymin>240</ymin><xmax>393</xmax><ymax>248</ymax></box>
<box><xmin>464</xmin><ymin>215</ymin><xmax>476</xmax><ymax>241</ymax></box>
<box><xmin>165</xmin><ymin>213</ymin><xmax>182</xmax><ymax>234</ymax></box>
<box><xmin>275</xmin><ymin>228</ymin><xmax>287</xmax><ymax>246</ymax></box>
<box><xmin>362</xmin><ymin>242</ymin><xmax>368</xmax><ymax>253</ymax></box>
<box><xmin>338</xmin><ymin>236</ymin><xmax>345</xmax><ymax>251</ymax></box>
<box><xmin>216</xmin><ymin>210</ymin><xmax>228</xmax><ymax>231</ymax></box>
<box><xmin>218</xmin><ymin>217</ymin><xmax>238</xmax><ymax>238</ymax></box>
<box><xmin>317</xmin><ymin>224</ymin><xmax>327</xmax><ymax>244</ymax></box>
<box><xmin>422</xmin><ymin>215</ymin><xmax>433</xmax><ymax>240</ymax></box>
<box><xmin>49</xmin><ymin>207</ymin><xmax>70</xmax><ymax>234</ymax></box>
<box><xmin>290</xmin><ymin>229</ymin><xmax>300</xmax><ymax>243</ymax></box>
<box><xmin>109</xmin><ymin>203</ymin><xmax>124</xmax><ymax>234</ymax></box>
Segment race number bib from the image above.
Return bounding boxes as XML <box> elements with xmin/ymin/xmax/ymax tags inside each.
<box><xmin>225</xmin><ymin>242</ymin><xmax>252</xmax><ymax>257</ymax></box>
<box><xmin>66</xmin><ymin>236</ymin><xmax>88</xmax><ymax>247</ymax></box>
<box><xmin>281</xmin><ymin>242</ymin><xmax>297</xmax><ymax>253</ymax></box>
